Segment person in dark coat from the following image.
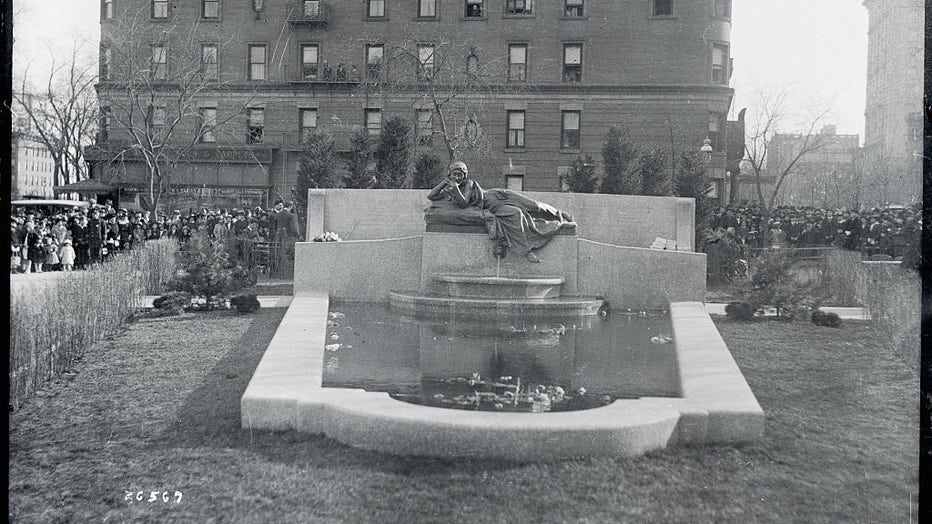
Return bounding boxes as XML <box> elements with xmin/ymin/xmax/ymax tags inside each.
<box><xmin>86</xmin><ymin>209</ymin><xmax>105</xmax><ymax>265</ymax></box>
<box><xmin>268</xmin><ymin>199</ymin><xmax>298</xmax><ymax>242</ymax></box>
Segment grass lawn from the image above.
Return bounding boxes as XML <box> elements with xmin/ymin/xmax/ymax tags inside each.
<box><xmin>8</xmin><ymin>309</ymin><xmax>918</xmax><ymax>523</ymax></box>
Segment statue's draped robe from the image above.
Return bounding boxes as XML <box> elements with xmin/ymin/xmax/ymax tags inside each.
<box><xmin>424</xmin><ymin>182</ymin><xmax>572</xmax><ymax>255</ymax></box>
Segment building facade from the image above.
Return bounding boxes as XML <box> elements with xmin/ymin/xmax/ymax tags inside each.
<box><xmin>734</xmin><ymin>126</ymin><xmax>861</xmax><ymax>209</ymax></box>
<box><xmin>769</xmin><ymin>126</ymin><xmax>860</xmax><ymax>209</ymax></box>
<box><xmin>90</xmin><ymin>0</ymin><xmax>734</xmax><ymax>210</ymax></box>
<box><xmin>861</xmin><ymin>0</ymin><xmax>923</xmax><ymax>205</ymax></box>
<box><xmin>11</xmin><ymin>133</ymin><xmax>56</xmax><ymax>200</ymax></box>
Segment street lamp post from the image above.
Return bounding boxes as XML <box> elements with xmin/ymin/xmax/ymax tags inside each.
<box><xmin>700</xmin><ymin>138</ymin><xmax>716</xmax><ymax>202</ymax></box>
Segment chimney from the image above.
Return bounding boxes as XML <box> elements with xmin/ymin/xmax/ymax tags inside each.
<box><xmin>820</xmin><ymin>124</ymin><xmax>836</xmax><ymax>135</ymax></box>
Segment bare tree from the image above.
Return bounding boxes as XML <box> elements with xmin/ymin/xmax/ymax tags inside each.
<box><xmin>362</xmin><ymin>36</ymin><xmax>524</xmax><ymax>163</ymax></box>
<box><xmin>94</xmin><ymin>8</ymin><xmax>259</xmax><ymax>211</ymax></box>
<box><xmin>12</xmin><ymin>44</ymin><xmax>99</xmax><ymax>187</ymax></box>
<box><xmin>743</xmin><ymin>88</ymin><xmax>831</xmax><ymax>239</ymax></box>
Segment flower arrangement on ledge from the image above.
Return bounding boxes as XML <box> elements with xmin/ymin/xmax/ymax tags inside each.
<box><xmin>312</xmin><ymin>231</ymin><xmax>342</xmax><ymax>242</ymax></box>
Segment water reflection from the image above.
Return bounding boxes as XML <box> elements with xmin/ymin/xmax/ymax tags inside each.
<box><xmin>322</xmin><ymin>303</ymin><xmax>680</xmax><ymax>412</ymax></box>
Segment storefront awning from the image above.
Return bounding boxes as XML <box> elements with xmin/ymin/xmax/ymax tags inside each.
<box><xmin>53</xmin><ymin>178</ymin><xmax>117</xmax><ymax>195</ymax></box>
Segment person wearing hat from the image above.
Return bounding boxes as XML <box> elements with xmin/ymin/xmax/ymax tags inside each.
<box><xmin>86</xmin><ymin>208</ymin><xmax>105</xmax><ymax>265</ymax></box>
<box><xmin>268</xmin><ymin>198</ymin><xmax>298</xmax><ymax>242</ymax></box>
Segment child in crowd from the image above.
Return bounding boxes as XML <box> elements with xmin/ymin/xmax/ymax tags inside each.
<box><xmin>44</xmin><ymin>236</ymin><xmax>60</xmax><ymax>271</ymax></box>
<box><xmin>59</xmin><ymin>239</ymin><xmax>76</xmax><ymax>271</ymax></box>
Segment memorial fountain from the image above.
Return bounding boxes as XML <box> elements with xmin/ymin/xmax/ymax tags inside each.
<box><xmin>241</xmin><ymin>188</ymin><xmax>764</xmax><ymax>461</ymax></box>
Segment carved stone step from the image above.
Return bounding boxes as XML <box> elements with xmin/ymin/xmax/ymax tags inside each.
<box><xmin>388</xmin><ymin>291</ymin><xmax>603</xmax><ymax>319</ymax></box>
<box><xmin>434</xmin><ymin>274</ymin><xmax>565</xmax><ymax>299</ymax></box>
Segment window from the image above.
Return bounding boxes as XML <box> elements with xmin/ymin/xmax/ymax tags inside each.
<box><xmin>151</xmin><ymin>45</ymin><xmax>167</xmax><ymax>80</ymax></box>
<box><xmin>465</xmin><ymin>119</ymin><xmax>478</xmax><ymax>140</ymax></box>
<box><xmin>203</xmin><ymin>0</ymin><xmax>219</xmax><ymax>18</ymax></box>
<box><xmin>367</xmin><ymin>0</ymin><xmax>385</xmax><ymax>18</ymax></box>
<box><xmin>247</xmin><ymin>108</ymin><xmax>264</xmax><ymax>143</ymax></box>
<box><xmin>713</xmin><ymin>0</ymin><xmax>731</xmax><ymax>18</ymax></box>
<box><xmin>201</xmin><ymin>44</ymin><xmax>218</xmax><ymax>80</ymax></box>
<box><xmin>563</xmin><ymin>44</ymin><xmax>582</xmax><ymax>82</ymax></box>
<box><xmin>100</xmin><ymin>46</ymin><xmax>111</xmax><ymax>81</ymax></box>
<box><xmin>417</xmin><ymin>44</ymin><xmax>434</xmax><ymax>80</ymax></box>
<box><xmin>708</xmin><ymin>112</ymin><xmax>725</xmax><ymax>152</ymax></box>
<box><xmin>99</xmin><ymin>106</ymin><xmax>111</xmax><ymax>142</ymax></box>
<box><xmin>506</xmin><ymin>175</ymin><xmax>524</xmax><ymax>191</ymax></box>
<box><xmin>152</xmin><ymin>0</ymin><xmax>169</xmax><ymax>18</ymax></box>
<box><xmin>564</xmin><ymin>0</ymin><xmax>583</xmax><ymax>17</ymax></box>
<box><xmin>508</xmin><ymin>44</ymin><xmax>527</xmax><ymax>82</ymax></box>
<box><xmin>652</xmin><ymin>0</ymin><xmax>673</xmax><ymax>16</ymax></box>
<box><xmin>199</xmin><ymin>107</ymin><xmax>217</xmax><ymax>142</ymax></box>
<box><xmin>366</xmin><ymin>44</ymin><xmax>384</xmax><ymax>80</ymax></box>
<box><xmin>466</xmin><ymin>53</ymin><xmax>479</xmax><ymax>76</ymax></box>
<box><xmin>711</xmin><ymin>43</ymin><xmax>729</xmax><ymax>84</ymax></box>
<box><xmin>561</xmin><ymin>111</ymin><xmax>580</xmax><ymax>149</ymax></box>
<box><xmin>303</xmin><ymin>0</ymin><xmax>320</xmax><ymax>16</ymax></box>
<box><xmin>248</xmin><ymin>44</ymin><xmax>267</xmax><ymax>80</ymax></box>
<box><xmin>149</xmin><ymin>105</ymin><xmax>166</xmax><ymax>136</ymax></box>
<box><xmin>417</xmin><ymin>109</ymin><xmax>433</xmax><ymax>144</ymax></box>
<box><xmin>419</xmin><ymin>0</ymin><xmax>437</xmax><ymax>17</ymax></box>
<box><xmin>300</xmin><ymin>108</ymin><xmax>317</xmax><ymax>143</ymax></box>
<box><xmin>301</xmin><ymin>44</ymin><xmax>319</xmax><ymax>80</ymax></box>
<box><xmin>505</xmin><ymin>0</ymin><xmax>532</xmax><ymax>15</ymax></box>
<box><xmin>102</xmin><ymin>0</ymin><xmax>113</xmax><ymax>19</ymax></box>
<box><xmin>365</xmin><ymin>109</ymin><xmax>382</xmax><ymax>135</ymax></box>
<box><xmin>506</xmin><ymin>110</ymin><xmax>525</xmax><ymax>148</ymax></box>
<box><xmin>465</xmin><ymin>0</ymin><xmax>483</xmax><ymax>18</ymax></box>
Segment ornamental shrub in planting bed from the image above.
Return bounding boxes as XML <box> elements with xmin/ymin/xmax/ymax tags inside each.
<box><xmin>230</xmin><ymin>294</ymin><xmax>261</xmax><ymax>313</ymax></box>
<box><xmin>9</xmin><ymin>239</ymin><xmax>180</xmax><ymax>411</ymax></box>
<box><xmin>169</xmin><ymin>231</ymin><xmax>258</xmax><ymax>310</ymax></box>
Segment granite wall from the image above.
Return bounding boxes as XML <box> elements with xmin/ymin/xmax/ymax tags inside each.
<box><xmin>306</xmin><ymin>189</ymin><xmax>695</xmax><ymax>251</ymax></box>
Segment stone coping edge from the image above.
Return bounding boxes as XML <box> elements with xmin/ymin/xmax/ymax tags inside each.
<box><xmin>241</xmin><ymin>293</ymin><xmax>764</xmax><ymax>461</ymax></box>
<box><xmin>435</xmin><ymin>274</ymin><xmax>566</xmax><ymax>285</ymax></box>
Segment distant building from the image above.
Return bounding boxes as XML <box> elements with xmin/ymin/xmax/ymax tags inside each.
<box><xmin>11</xmin><ymin>133</ymin><xmax>56</xmax><ymax>200</ymax></box>
<box><xmin>770</xmin><ymin>125</ymin><xmax>860</xmax><ymax>209</ymax></box>
<box><xmin>88</xmin><ymin>0</ymin><xmax>736</xmax><ymax>211</ymax></box>
<box><xmin>734</xmin><ymin>125</ymin><xmax>860</xmax><ymax>209</ymax></box>
<box><xmin>862</xmin><ymin>0</ymin><xmax>923</xmax><ymax>205</ymax></box>
<box><xmin>10</xmin><ymin>95</ymin><xmax>56</xmax><ymax>199</ymax></box>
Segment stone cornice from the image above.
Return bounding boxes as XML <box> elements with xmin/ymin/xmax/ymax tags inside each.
<box><xmin>96</xmin><ymin>81</ymin><xmax>734</xmax><ymax>97</ymax></box>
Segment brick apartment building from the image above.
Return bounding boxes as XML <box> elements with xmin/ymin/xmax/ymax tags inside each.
<box><xmin>88</xmin><ymin>0</ymin><xmax>734</xmax><ymax>211</ymax></box>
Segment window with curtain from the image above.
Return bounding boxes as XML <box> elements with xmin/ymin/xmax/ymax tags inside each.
<box><xmin>300</xmin><ymin>109</ymin><xmax>317</xmax><ymax>142</ymax></box>
<box><xmin>508</xmin><ymin>44</ymin><xmax>527</xmax><ymax>82</ymax></box>
<box><xmin>247</xmin><ymin>108</ymin><xmax>264</xmax><ymax>143</ymax></box>
<box><xmin>563</xmin><ymin>44</ymin><xmax>582</xmax><ymax>82</ymax></box>
<box><xmin>249</xmin><ymin>44</ymin><xmax>267</xmax><ymax>80</ymax></box>
<box><xmin>561</xmin><ymin>111</ymin><xmax>580</xmax><ymax>149</ymax></box>
<box><xmin>507</xmin><ymin>110</ymin><xmax>525</xmax><ymax>148</ymax></box>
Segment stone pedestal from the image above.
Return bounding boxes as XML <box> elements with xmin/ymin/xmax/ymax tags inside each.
<box><xmin>420</xmin><ymin>232</ymin><xmax>579</xmax><ymax>295</ymax></box>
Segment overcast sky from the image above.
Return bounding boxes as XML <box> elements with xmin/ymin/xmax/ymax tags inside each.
<box><xmin>13</xmin><ymin>0</ymin><xmax>869</xmax><ymax>140</ymax></box>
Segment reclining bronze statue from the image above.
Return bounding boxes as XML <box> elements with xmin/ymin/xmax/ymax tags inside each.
<box><xmin>424</xmin><ymin>161</ymin><xmax>575</xmax><ymax>263</ymax></box>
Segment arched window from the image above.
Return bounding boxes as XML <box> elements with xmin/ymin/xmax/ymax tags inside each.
<box><xmin>465</xmin><ymin>118</ymin><xmax>478</xmax><ymax>140</ymax></box>
<box><xmin>466</xmin><ymin>53</ymin><xmax>479</xmax><ymax>77</ymax></box>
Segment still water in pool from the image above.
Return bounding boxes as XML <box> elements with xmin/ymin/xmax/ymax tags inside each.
<box><xmin>322</xmin><ymin>302</ymin><xmax>680</xmax><ymax>412</ymax></box>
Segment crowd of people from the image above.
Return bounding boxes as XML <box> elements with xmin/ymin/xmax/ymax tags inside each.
<box><xmin>10</xmin><ymin>198</ymin><xmax>300</xmax><ymax>274</ymax></box>
<box><xmin>707</xmin><ymin>202</ymin><xmax>922</xmax><ymax>258</ymax></box>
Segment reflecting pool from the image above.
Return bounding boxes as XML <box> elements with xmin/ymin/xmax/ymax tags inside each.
<box><xmin>322</xmin><ymin>302</ymin><xmax>680</xmax><ymax>412</ymax></box>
